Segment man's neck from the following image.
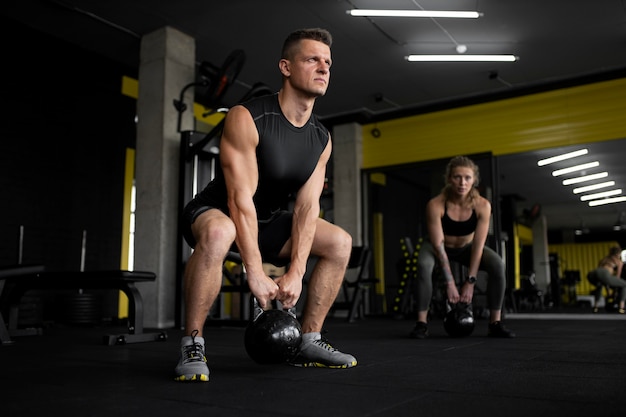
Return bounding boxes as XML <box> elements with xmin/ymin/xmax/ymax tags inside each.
<box><xmin>278</xmin><ymin>88</ymin><xmax>316</xmax><ymax>127</ymax></box>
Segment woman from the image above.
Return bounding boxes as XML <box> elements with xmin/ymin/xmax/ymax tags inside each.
<box><xmin>409</xmin><ymin>156</ymin><xmax>515</xmax><ymax>339</ymax></box>
<box><xmin>589</xmin><ymin>246</ymin><xmax>625</xmax><ymax>314</ymax></box>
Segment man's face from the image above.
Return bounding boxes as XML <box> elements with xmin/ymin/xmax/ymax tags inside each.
<box><xmin>282</xmin><ymin>39</ymin><xmax>332</xmax><ymax>97</ymax></box>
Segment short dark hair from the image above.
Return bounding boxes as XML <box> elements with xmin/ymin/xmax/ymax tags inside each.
<box><xmin>281</xmin><ymin>28</ymin><xmax>332</xmax><ymax>60</ymax></box>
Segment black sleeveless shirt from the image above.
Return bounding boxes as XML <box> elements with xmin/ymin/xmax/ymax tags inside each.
<box><xmin>194</xmin><ymin>93</ymin><xmax>330</xmax><ymax>220</ymax></box>
<box><xmin>441</xmin><ymin>205</ymin><xmax>478</xmax><ymax>236</ymax></box>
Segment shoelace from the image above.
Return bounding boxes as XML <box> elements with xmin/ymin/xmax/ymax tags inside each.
<box><xmin>312</xmin><ymin>338</ymin><xmax>337</xmax><ymax>352</ymax></box>
<box><xmin>182</xmin><ymin>330</ymin><xmax>206</xmax><ymax>363</ymax></box>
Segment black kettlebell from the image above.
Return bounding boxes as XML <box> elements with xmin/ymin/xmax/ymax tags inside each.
<box><xmin>443</xmin><ymin>301</ymin><xmax>475</xmax><ymax>338</ymax></box>
<box><xmin>244</xmin><ymin>297</ymin><xmax>302</xmax><ymax>364</ymax></box>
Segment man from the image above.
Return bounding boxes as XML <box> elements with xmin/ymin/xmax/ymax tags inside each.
<box><xmin>175</xmin><ymin>28</ymin><xmax>357</xmax><ymax>382</ymax></box>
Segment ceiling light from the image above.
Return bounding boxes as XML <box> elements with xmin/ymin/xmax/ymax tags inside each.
<box><xmin>580</xmin><ymin>189</ymin><xmax>622</xmax><ymax>201</ymax></box>
<box><xmin>347</xmin><ymin>9</ymin><xmax>481</xmax><ymax>18</ymax></box>
<box><xmin>562</xmin><ymin>172</ymin><xmax>608</xmax><ymax>185</ymax></box>
<box><xmin>551</xmin><ymin>161</ymin><xmax>599</xmax><ymax>176</ymax></box>
<box><xmin>573</xmin><ymin>181</ymin><xmax>615</xmax><ymax>194</ymax></box>
<box><xmin>613</xmin><ymin>212</ymin><xmax>626</xmax><ymax>231</ymax></box>
<box><xmin>588</xmin><ymin>196</ymin><xmax>626</xmax><ymax>206</ymax></box>
<box><xmin>537</xmin><ymin>149</ymin><xmax>588</xmax><ymax>166</ymax></box>
<box><xmin>406</xmin><ymin>55</ymin><xmax>518</xmax><ymax>62</ymax></box>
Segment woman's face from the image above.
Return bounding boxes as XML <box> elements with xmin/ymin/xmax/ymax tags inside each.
<box><xmin>448</xmin><ymin>166</ymin><xmax>475</xmax><ymax>197</ymax></box>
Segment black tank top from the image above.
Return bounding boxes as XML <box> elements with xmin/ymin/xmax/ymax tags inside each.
<box><xmin>194</xmin><ymin>93</ymin><xmax>329</xmax><ymax>220</ymax></box>
<box><xmin>441</xmin><ymin>205</ymin><xmax>478</xmax><ymax>236</ymax></box>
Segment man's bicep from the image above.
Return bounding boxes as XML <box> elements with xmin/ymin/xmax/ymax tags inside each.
<box><xmin>220</xmin><ymin>107</ymin><xmax>259</xmax><ymax>196</ymax></box>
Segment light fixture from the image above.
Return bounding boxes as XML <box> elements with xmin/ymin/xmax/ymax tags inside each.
<box><xmin>573</xmin><ymin>181</ymin><xmax>615</xmax><ymax>194</ymax></box>
<box><xmin>574</xmin><ymin>221</ymin><xmax>590</xmax><ymax>235</ymax></box>
<box><xmin>580</xmin><ymin>189</ymin><xmax>622</xmax><ymax>201</ymax></box>
<box><xmin>406</xmin><ymin>54</ymin><xmax>518</xmax><ymax>62</ymax></box>
<box><xmin>588</xmin><ymin>196</ymin><xmax>626</xmax><ymax>206</ymax></box>
<box><xmin>551</xmin><ymin>161</ymin><xmax>599</xmax><ymax>176</ymax></box>
<box><xmin>537</xmin><ymin>149</ymin><xmax>588</xmax><ymax>166</ymax></box>
<box><xmin>562</xmin><ymin>172</ymin><xmax>608</xmax><ymax>185</ymax></box>
<box><xmin>347</xmin><ymin>9</ymin><xmax>481</xmax><ymax>18</ymax></box>
<box><xmin>613</xmin><ymin>212</ymin><xmax>626</xmax><ymax>231</ymax></box>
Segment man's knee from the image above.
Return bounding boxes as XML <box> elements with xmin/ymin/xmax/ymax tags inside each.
<box><xmin>193</xmin><ymin>215</ymin><xmax>236</xmax><ymax>253</ymax></box>
<box><xmin>317</xmin><ymin>225</ymin><xmax>352</xmax><ymax>262</ymax></box>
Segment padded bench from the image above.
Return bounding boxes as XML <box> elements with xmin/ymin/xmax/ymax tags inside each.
<box><xmin>0</xmin><ymin>266</ymin><xmax>167</xmax><ymax>346</ymax></box>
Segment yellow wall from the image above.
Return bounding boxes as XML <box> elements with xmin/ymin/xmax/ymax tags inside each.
<box><xmin>361</xmin><ymin>77</ymin><xmax>626</xmax><ymax>169</ymax></box>
<box><xmin>548</xmin><ymin>241</ymin><xmax>620</xmax><ymax>295</ymax></box>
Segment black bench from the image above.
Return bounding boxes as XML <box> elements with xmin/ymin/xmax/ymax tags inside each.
<box><xmin>0</xmin><ymin>267</ymin><xmax>167</xmax><ymax>346</ymax></box>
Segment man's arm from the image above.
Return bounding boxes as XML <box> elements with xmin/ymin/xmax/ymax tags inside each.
<box><xmin>273</xmin><ymin>137</ymin><xmax>332</xmax><ymax>308</ymax></box>
<box><xmin>220</xmin><ymin>105</ymin><xmax>278</xmax><ymax>307</ymax></box>
<box><xmin>291</xmin><ymin>138</ymin><xmax>332</xmax><ymax>277</ymax></box>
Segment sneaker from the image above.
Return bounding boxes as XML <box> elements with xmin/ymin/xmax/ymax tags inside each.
<box><xmin>409</xmin><ymin>322</ymin><xmax>429</xmax><ymax>339</ymax></box>
<box><xmin>488</xmin><ymin>321</ymin><xmax>516</xmax><ymax>338</ymax></box>
<box><xmin>289</xmin><ymin>332</ymin><xmax>357</xmax><ymax>369</ymax></box>
<box><xmin>174</xmin><ymin>330</ymin><xmax>210</xmax><ymax>382</ymax></box>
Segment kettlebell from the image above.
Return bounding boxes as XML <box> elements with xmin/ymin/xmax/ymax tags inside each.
<box><xmin>244</xmin><ymin>297</ymin><xmax>302</xmax><ymax>364</ymax></box>
<box><xmin>443</xmin><ymin>301</ymin><xmax>475</xmax><ymax>338</ymax></box>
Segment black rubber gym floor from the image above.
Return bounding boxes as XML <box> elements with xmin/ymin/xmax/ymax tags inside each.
<box><xmin>2</xmin><ymin>311</ymin><xmax>625</xmax><ymax>417</ymax></box>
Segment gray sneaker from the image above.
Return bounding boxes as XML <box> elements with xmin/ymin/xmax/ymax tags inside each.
<box><xmin>174</xmin><ymin>330</ymin><xmax>209</xmax><ymax>382</ymax></box>
<box><xmin>289</xmin><ymin>332</ymin><xmax>357</xmax><ymax>369</ymax></box>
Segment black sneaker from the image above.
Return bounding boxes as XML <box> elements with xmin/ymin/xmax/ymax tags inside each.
<box><xmin>409</xmin><ymin>322</ymin><xmax>429</xmax><ymax>339</ymax></box>
<box><xmin>488</xmin><ymin>321</ymin><xmax>516</xmax><ymax>338</ymax></box>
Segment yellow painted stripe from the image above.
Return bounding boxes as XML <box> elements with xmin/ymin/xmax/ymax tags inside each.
<box><xmin>362</xmin><ymin>77</ymin><xmax>626</xmax><ymax>169</ymax></box>
<box><xmin>121</xmin><ymin>75</ymin><xmax>226</xmax><ymax>127</ymax></box>
<box><xmin>122</xmin><ymin>76</ymin><xmax>138</xmax><ymax>99</ymax></box>
<box><xmin>118</xmin><ymin>147</ymin><xmax>134</xmax><ymax>318</ymax></box>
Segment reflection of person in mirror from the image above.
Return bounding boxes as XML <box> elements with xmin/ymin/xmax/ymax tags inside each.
<box><xmin>409</xmin><ymin>156</ymin><xmax>515</xmax><ymax>339</ymax></box>
<box><xmin>589</xmin><ymin>246</ymin><xmax>625</xmax><ymax>314</ymax></box>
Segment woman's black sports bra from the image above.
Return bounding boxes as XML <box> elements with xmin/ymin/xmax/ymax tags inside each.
<box><xmin>441</xmin><ymin>205</ymin><xmax>478</xmax><ymax>236</ymax></box>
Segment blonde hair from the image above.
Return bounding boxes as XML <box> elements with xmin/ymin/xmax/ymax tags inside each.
<box><xmin>442</xmin><ymin>156</ymin><xmax>481</xmax><ymax>204</ymax></box>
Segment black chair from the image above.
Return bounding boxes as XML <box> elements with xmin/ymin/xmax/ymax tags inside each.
<box><xmin>333</xmin><ymin>246</ymin><xmax>377</xmax><ymax>322</ymax></box>
<box><xmin>513</xmin><ymin>272</ymin><xmax>544</xmax><ymax>311</ymax></box>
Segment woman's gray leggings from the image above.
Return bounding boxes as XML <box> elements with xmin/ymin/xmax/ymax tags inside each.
<box><xmin>415</xmin><ymin>241</ymin><xmax>506</xmax><ymax>311</ymax></box>
<box><xmin>589</xmin><ymin>268</ymin><xmax>626</xmax><ymax>303</ymax></box>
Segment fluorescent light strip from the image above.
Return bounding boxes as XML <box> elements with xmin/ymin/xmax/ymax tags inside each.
<box><xmin>588</xmin><ymin>196</ymin><xmax>626</xmax><ymax>206</ymax></box>
<box><xmin>406</xmin><ymin>55</ymin><xmax>517</xmax><ymax>62</ymax></box>
<box><xmin>551</xmin><ymin>161</ymin><xmax>599</xmax><ymax>176</ymax></box>
<box><xmin>537</xmin><ymin>149</ymin><xmax>588</xmax><ymax>166</ymax></box>
<box><xmin>573</xmin><ymin>181</ymin><xmax>615</xmax><ymax>194</ymax></box>
<box><xmin>580</xmin><ymin>189</ymin><xmax>622</xmax><ymax>201</ymax></box>
<box><xmin>562</xmin><ymin>172</ymin><xmax>608</xmax><ymax>185</ymax></box>
<box><xmin>347</xmin><ymin>9</ymin><xmax>481</xmax><ymax>18</ymax></box>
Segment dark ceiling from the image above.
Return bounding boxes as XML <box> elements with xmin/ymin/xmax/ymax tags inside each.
<box><xmin>3</xmin><ymin>0</ymin><xmax>626</xmax><ymax>234</ymax></box>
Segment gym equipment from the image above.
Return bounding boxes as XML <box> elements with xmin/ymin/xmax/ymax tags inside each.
<box><xmin>0</xmin><ymin>268</ymin><xmax>167</xmax><ymax>345</ymax></box>
<box><xmin>244</xmin><ymin>298</ymin><xmax>302</xmax><ymax>364</ymax></box>
<box><xmin>198</xmin><ymin>49</ymin><xmax>246</xmax><ymax>110</ymax></box>
<box><xmin>443</xmin><ymin>301</ymin><xmax>475</xmax><ymax>337</ymax></box>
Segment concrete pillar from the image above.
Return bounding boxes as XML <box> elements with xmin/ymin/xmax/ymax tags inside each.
<box><xmin>332</xmin><ymin>123</ymin><xmax>362</xmax><ymax>246</ymax></box>
<box><xmin>532</xmin><ymin>215</ymin><xmax>551</xmax><ymax>292</ymax></box>
<box><xmin>134</xmin><ymin>27</ymin><xmax>195</xmax><ymax>329</ymax></box>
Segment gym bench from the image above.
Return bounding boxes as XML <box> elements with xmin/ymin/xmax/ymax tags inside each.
<box><xmin>0</xmin><ymin>267</ymin><xmax>167</xmax><ymax>346</ymax></box>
